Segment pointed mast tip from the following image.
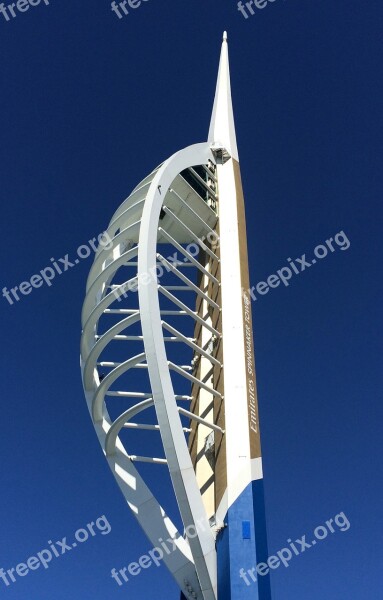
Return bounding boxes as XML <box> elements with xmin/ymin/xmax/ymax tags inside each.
<box><xmin>208</xmin><ymin>28</ymin><xmax>238</xmax><ymax>161</ymax></box>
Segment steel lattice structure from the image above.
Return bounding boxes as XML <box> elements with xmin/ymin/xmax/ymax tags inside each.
<box><xmin>81</xmin><ymin>33</ymin><xmax>271</xmax><ymax>600</ymax></box>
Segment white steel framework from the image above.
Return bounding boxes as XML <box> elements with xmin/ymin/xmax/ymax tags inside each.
<box><xmin>80</xmin><ymin>32</ymin><xmax>270</xmax><ymax>600</ymax></box>
<box><xmin>81</xmin><ymin>144</ymin><xmax>222</xmax><ymax>600</ymax></box>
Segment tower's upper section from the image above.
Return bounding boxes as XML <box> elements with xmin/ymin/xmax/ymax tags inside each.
<box><xmin>208</xmin><ymin>32</ymin><xmax>239</xmax><ymax>162</ymax></box>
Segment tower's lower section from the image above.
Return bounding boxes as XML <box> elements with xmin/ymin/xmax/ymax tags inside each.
<box><xmin>216</xmin><ymin>479</ymin><xmax>271</xmax><ymax>600</ymax></box>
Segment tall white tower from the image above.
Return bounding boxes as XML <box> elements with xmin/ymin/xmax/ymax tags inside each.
<box><xmin>81</xmin><ymin>33</ymin><xmax>271</xmax><ymax>600</ymax></box>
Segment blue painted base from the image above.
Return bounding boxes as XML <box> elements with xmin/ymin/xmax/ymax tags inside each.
<box><xmin>216</xmin><ymin>479</ymin><xmax>271</xmax><ymax>600</ymax></box>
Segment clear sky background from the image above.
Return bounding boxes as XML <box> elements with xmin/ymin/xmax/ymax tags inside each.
<box><xmin>1</xmin><ymin>1</ymin><xmax>382</xmax><ymax>599</ymax></box>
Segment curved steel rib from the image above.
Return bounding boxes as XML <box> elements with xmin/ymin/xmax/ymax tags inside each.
<box><xmin>81</xmin><ymin>143</ymin><xmax>222</xmax><ymax>600</ymax></box>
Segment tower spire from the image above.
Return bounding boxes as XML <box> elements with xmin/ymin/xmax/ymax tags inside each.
<box><xmin>208</xmin><ymin>32</ymin><xmax>239</xmax><ymax>161</ymax></box>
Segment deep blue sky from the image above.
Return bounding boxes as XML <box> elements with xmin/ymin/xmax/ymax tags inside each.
<box><xmin>1</xmin><ymin>1</ymin><xmax>382</xmax><ymax>599</ymax></box>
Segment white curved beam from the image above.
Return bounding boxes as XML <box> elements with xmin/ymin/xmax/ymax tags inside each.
<box><xmin>92</xmin><ymin>352</ymin><xmax>147</xmax><ymax>421</ymax></box>
<box><xmin>138</xmin><ymin>142</ymin><xmax>218</xmax><ymax>600</ymax></box>
<box><xmin>83</xmin><ymin>312</ymin><xmax>141</xmax><ymax>388</ymax></box>
<box><xmin>82</xmin><ymin>392</ymin><xmax>201</xmax><ymax>597</ymax></box>
<box><xmin>81</xmin><ymin>142</ymin><xmax>220</xmax><ymax>600</ymax></box>
<box><xmin>105</xmin><ymin>398</ymin><xmax>154</xmax><ymax>456</ymax></box>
